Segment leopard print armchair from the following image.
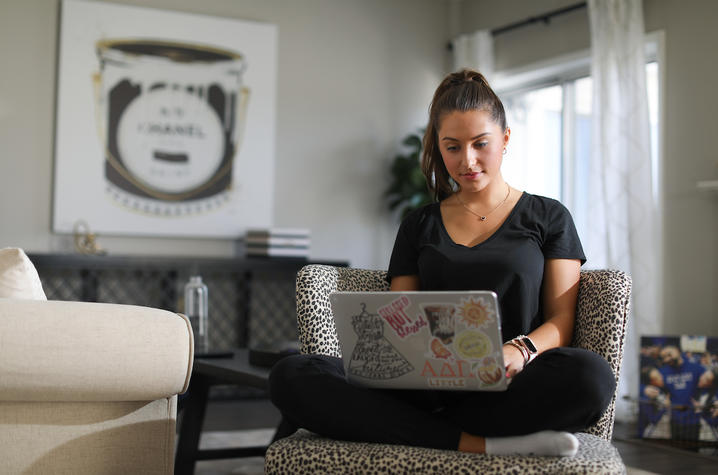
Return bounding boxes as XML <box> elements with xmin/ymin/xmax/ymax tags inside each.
<box><xmin>265</xmin><ymin>265</ymin><xmax>631</xmax><ymax>474</ymax></box>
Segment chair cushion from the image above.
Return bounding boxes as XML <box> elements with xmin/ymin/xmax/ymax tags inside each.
<box><xmin>0</xmin><ymin>248</ymin><xmax>46</xmax><ymax>300</ymax></box>
<box><xmin>265</xmin><ymin>430</ymin><xmax>626</xmax><ymax>474</ymax></box>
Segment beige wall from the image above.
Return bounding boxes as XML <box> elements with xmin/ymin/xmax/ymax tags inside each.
<box><xmin>643</xmin><ymin>0</ymin><xmax>718</xmax><ymax>336</ymax></box>
<box><xmin>456</xmin><ymin>0</ymin><xmax>718</xmax><ymax>336</ymax></box>
<box><xmin>2</xmin><ymin>0</ymin><xmax>716</xmax><ymax>335</ymax></box>
<box><xmin>0</xmin><ymin>0</ymin><xmax>448</xmax><ymax>269</ymax></box>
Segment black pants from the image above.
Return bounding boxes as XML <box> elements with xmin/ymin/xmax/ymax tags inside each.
<box><xmin>269</xmin><ymin>347</ymin><xmax>615</xmax><ymax>450</ymax></box>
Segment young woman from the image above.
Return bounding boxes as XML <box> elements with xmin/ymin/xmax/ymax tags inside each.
<box><xmin>269</xmin><ymin>69</ymin><xmax>616</xmax><ymax>457</ymax></box>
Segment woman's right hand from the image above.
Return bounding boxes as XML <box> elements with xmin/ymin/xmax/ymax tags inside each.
<box><xmin>503</xmin><ymin>343</ymin><xmax>525</xmax><ymax>378</ymax></box>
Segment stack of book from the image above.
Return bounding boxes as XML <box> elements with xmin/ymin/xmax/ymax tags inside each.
<box><xmin>245</xmin><ymin>228</ymin><xmax>310</xmax><ymax>258</ymax></box>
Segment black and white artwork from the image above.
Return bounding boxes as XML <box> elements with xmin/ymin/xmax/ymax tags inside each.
<box><xmin>53</xmin><ymin>0</ymin><xmax>277</xmax><ymax>237</ymax></box>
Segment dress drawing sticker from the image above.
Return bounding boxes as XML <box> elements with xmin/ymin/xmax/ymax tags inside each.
<box><xmin>457</xmin><ymin>296</ymin><xmax>496</xmax><ymax>329</ymax></box>
<box><xmin>348</xmin><ymin>304</ymin><xmax>414</xmax><ymax>380</ymax></box>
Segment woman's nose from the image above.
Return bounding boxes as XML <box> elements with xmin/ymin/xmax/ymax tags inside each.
<box><xmin>460</xmin><ymin>149</ymin><xmax>477</xmax><ymax>167</ymax></box>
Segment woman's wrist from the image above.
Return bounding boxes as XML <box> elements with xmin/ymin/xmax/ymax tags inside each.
<box><xmin>505</xmin><ymin>341</ymin><xmax>528</xmax><ymax>365</ymax></box>
<box><xmin>505</xmin><ymin>335</ymin><xmax>538</xmax><ymax>367</ymax></box>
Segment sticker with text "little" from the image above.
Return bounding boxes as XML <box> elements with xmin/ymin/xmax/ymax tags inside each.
<box><xmin>421</xmin><ymin>359</ymin><xmax>473</xmax><ymax>388</ymax></box>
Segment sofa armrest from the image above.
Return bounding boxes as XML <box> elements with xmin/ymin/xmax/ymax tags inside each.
<box><xmin>0</xmin><ymin>298</ymin><xmax>193</xmax><ymax>402</ymax></box>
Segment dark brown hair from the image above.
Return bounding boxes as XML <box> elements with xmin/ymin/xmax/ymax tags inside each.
<box><xmin>421</xmin><ymin>69</ymin><xmax>507</xmax><ymax>201</ymax></box>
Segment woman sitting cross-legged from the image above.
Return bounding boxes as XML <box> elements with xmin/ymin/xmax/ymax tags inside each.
<box><xmin>269</xmin><ymin>69</ymin><xmax>616</xmax><ymax>457</ymax></box>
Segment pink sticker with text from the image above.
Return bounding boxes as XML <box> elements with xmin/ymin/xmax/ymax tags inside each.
<box><xmin>377</xmin><ymin>296</ymin><xmax>427</xmax><ymax>339</ymax></box>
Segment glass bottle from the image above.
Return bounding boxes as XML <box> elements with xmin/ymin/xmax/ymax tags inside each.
<box><xmin>184</xmin><ymin>275</ymin><xmax>209</xmax><ymax>354</ymax></box>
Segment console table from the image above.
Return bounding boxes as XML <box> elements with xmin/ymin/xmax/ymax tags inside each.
<box><xmin>28</xmin><ymin>253</ymin><xmax>347</xmax><ymax>350</ymax></box>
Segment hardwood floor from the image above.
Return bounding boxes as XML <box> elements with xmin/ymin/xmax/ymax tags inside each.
<box><xmin>193</xmin><ymin>399</ymin><xmax>718</xmax><ymax>474</ymax></box>
<box><xmin>612</xmin><ymin>421</ymin><xmax>718</xmax><ymax>474</ymax></box>
<box><xmin>614</xmin><ymin>438</ymin><xmax>717</xmax><ymax>474</ymax></box>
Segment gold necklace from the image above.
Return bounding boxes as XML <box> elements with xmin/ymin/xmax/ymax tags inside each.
<box><xmin>456</xmin><ymin>184</ymin><xmax>511</xmax><ymax>221</ymax></box>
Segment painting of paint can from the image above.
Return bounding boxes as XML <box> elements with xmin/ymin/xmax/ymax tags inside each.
<box><xmin>53</xmin><ymin>0</ymin><xmax>277</xmax><ymax>237</ymax></box>
<box><xmin>94</xmin><ymin>39</ymin><xmax>249</xmax><ymax>215</ymax></box>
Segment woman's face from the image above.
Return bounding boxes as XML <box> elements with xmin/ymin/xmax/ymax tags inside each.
<box><xmin>437</xmin><ymin>109</ymin><xmax>510</xmax><ymax>193</ymax></box>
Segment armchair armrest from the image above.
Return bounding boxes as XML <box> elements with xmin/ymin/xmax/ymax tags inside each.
<box><xmin>573</xmin><ymin>270</ymin><xmax>631</xmax><ymax>374</ymax></box>
<box><xmin>295</xmin><ymin>265</ymin><xmax>389</xmax><ymax>357</ymax></box>
<box><xmin>296</xmin><ymin>265</ymin><xmax>343</xmax><ymax>357</ymax></box>
<box><xmin>572</xmin><ymin>269</ymin><xmax>631</xmax><ymax>440</ymax></box>
<box><xmin>0</xmin><ymin>298</ymin><xmax>193</xmax><ymax>402</ymax></box>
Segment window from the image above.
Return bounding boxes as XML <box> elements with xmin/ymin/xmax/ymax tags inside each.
<box><xmin>495</xmin><ymin>38</ymin><xmax>661</xmax><ymax>244</ymax></box>
<box><xmin>501</xmin><ymin>85</ymin><xmax>563</xmax><ymax>201</ymax></box>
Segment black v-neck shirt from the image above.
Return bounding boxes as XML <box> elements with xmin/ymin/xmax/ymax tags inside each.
<box><xmin>387</xmin><ymin>192</ymin><xmax>585</xmax><ymax>341</ymax></box>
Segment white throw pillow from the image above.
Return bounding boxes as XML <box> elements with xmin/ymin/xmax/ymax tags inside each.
<box><xmin>0</xmin><ymin>248</ymin><xmax>47</xmax><ymax>300</ymax></box>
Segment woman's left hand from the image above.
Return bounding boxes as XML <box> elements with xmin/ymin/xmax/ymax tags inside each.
<box><xmin>503</xmin><ymin>343</ymin><xmax>525</xmax><ymax>378</ymax></box>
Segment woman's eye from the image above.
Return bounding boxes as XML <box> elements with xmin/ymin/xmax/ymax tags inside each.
<box><xmin>446</xmin><ymin>145</ymin><xmax>459</xmax><ymax>152</ymax></box>
<box><xmin>475</xmin><ymin>142</ymin><xmax>488</xmax><ymax>148</ymax></box>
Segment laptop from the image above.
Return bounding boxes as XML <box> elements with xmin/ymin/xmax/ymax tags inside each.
<box><xmin>329</xmin><ymin>291</ymin><xmax>508</xmax><ymax>391</ymax></box>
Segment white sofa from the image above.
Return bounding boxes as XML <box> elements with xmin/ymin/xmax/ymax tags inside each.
<box><xmin>0</xmin><ymin>248</ymin><xmax>194</xmax><ymax>474</ymax></box>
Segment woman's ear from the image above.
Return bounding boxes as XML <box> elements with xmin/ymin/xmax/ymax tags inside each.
<box><xmin>503</xmin><ymin>127</ymin><xmax>511</xmax><ymax>148</ymax></box>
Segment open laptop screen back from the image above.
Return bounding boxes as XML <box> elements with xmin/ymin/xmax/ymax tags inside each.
<box><xmin>330</xmin><ymin>291</ymin><xmax>508</xmax><ymax>392</ymax></box>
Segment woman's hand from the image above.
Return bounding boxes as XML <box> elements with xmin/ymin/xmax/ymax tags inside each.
<box><xmin>503</xmin><ymin>343</ymin><xmax>525</xmax><ymax>378</ymax></box>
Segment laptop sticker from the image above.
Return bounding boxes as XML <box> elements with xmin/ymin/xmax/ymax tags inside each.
<box><xmin>348</xmin><ymin>303</ymin><xmax>414</xmax><ymax>380</ymax></box>
<box><xmin>430</xmin><ymin>337</ymin><xmax>453</xmax><ymax>360</ymax></box>
<box><xmin>420</xmin><ymin>359</ymin><xmax>473</xmax><ymax>389</ymax></box>
<box><xmin>457</xmin><ymin>296</ymin><xmax>496</xmax><ymax>329</ymax></box>
<box><xmin>421</xmin><ymin>303</ymin><xmax>456</xmax><ymax>344</ymax></box>
<box><xmin>454</xmin><ymin>330</ymin><xmax>493</xmax><ymax>360</ymax></box>
<box><xmin>377</xmin><ymin>296</ymin><xmax>427</xmax><ymax>339</ymax></box>
<box><xmin>475</xmin><ymin>356</ymin><xmax>503</xmax><ymax>386</ymax></box>
<box><xmin>418</xmin><ymin>302</ymin><xmax>498</xmax><ymax>388</ymax></box>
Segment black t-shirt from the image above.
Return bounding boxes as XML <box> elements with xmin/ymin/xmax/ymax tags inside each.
<box><xmin>387</xmin><ymin>192</ymin><xmax>586</xmax><ymax>341</ymax></box>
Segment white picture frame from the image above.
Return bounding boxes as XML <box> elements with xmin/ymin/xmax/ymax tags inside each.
<box><xmin>53</xmin><ymin>0</ymin><xmax>277</xmax><ymax>238</ymax></box>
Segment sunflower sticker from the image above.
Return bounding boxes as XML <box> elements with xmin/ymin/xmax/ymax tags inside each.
<box><xmin>457</xmin><ymin>296</ymin><xmax>495</xmax><ymax>329</ymax></box>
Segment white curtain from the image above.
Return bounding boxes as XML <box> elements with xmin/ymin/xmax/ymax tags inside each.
<box><xmin>587</xmin><ymin>0</ymin><xmax>661</xmax><ymax>422</ymax></box>
<box><xmin>451</xmin><ymin>29</ymin><xmax>494</xmax><ymax>78</ymax></box>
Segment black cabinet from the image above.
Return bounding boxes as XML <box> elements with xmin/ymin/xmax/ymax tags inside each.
<box><xmin>28</xmin><ymin>253</ymin><xmax>347</xmax><ymax>350</ymax></box>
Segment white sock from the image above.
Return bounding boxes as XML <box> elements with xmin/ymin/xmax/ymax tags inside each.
<box><xmin>485</xmin><ymin>431</ymin><xmax>579</xmax><ymax>457</ymax></box>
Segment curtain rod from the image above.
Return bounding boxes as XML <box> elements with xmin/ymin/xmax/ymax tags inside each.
<box><xmin>448</xmin><ymin>1</ymin><xmax>587</xmax><ymax>50</ymax></box>
<box><xmin>492</xmin><ymin>1</ymin><xmax>586</xmax><ymax>36</ymax></box>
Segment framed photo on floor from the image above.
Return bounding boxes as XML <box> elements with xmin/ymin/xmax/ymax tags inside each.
<box><xmin>638</xmin><ymin>335</ymin><xmax>718</xmax><ymax>446</ymax></box>
<box><xmin>53</xmin><ymin>0</ymin><xmax>277</xmax><ymax>238</ymax></box>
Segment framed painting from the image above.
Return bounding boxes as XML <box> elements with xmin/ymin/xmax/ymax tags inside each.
<box><xmin>53</xmin><ymin>0</ymin><xmax>277</xmax><ymax>237</ymax></box>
